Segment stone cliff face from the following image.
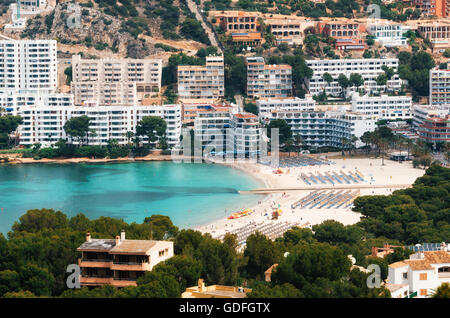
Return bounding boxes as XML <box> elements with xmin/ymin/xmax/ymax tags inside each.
<box><xmin>16</xmin><ymin>3</ymin><xmax>149</xmax><ymax>58</ymax></box>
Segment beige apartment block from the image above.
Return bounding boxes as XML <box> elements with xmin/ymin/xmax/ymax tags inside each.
<box><xmin>246</xmin><ymin>56</ymin><xmax>292</xmax><ymax>99</ymax></box>
<box><xmin>71</xmin><ymin>55</ymin><xmax>162</xmax><ymax>105</ymax></box>
<box><xmin>177</xmin><ymin>55</ymin><xmax>225</xmax><ymax>102</ymax></box>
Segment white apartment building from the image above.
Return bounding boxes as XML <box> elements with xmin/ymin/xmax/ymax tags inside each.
<box><xmin>71</xmin><ymin>55</ymin><xmax>162</xmax><ymax>106</ymax></box>
<box><xmin>351</xmin><ymin>93</ymin><xmax>413</xmax><ymax>120</ymax></box>
<box><xmin>0</xmin><ymin>39</ymin><xmax>57</xmax><ymax>93</ymax></box>
<box><xmin>429</xmin><ymin>66</ymin><xmax>450</xmax><ymax>108</ymax></box>
<box><xmin>387</xmin><ymin>250</ymin><xmax>450</xmax><ymax>298</ymax></box>
<box><xmin>261</xmin><ymin>109</ymin><xmax>376</xmax><ymax>149</ymax></box>
<box><xmin>367</xmin><ymin>21</ymin><xmax>410</xmax><ymax>47</ymax></box>
<box><xmin>0</xmin><ymin>91</ymin><xmax>74</xmax><ymax>113</ymax></box>
<box><xmin>177</xmin><ymin>55</ymin><xmax>225</xmax><ymax>102</ymax></box>
<box><xmin>413</xmin><ymin>104</ymin><xmax>449</xmax><ymax>128</ymax></box>
<box><xmin>306</xmin><ymin>58</ymin><xmax>402</xmax><ymax>97</ymax></box>
<box><xmin>19</xmin><ymin>0</ymin><xmax>47</xmax><ymax>12</ymax></box>
<box><xmin>194</xmin><ymin>109</ymin><xmax>261</xmax><ymax>157</ymax></box>
<box><xmin>257</xmin><ymin>96</ymin><xmax>316</xmax><ymax>118</ymax></box>
<box><xmin>17</xmin><ymin>104</ymin><xmax>182</xmax><ymax>147</ymax></box>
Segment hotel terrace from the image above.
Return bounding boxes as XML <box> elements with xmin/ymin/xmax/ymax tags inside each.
<box><xmin>77</xmin><ymin>231</ymin><xmax>174</xmax><ymax>287</ymax></box>
<box><xmin>417</xmin><ymin>20</ymin><xmax>450</xmax><ymax>50</ymax></box>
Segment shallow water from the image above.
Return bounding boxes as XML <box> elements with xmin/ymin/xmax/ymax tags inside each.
<box><xmin>0</xmin><ymin>162</ymin><xmax>264</xmax><ymax>235</ymax></box>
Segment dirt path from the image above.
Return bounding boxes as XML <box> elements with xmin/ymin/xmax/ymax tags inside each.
<box><xmin>186</xmin><ymin>0</ymin><xmax>222</xmax><ymax>52</ymax></box>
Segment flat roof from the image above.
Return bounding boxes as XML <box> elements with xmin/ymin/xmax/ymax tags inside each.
<box><xmin>109</xmin><ymin>240</ymin><xmax>161</xmax><ymax>255</ymax></box>
<box><xmin>77</xmin><ymin>239</ymin><xmax>116</xmax><ymax>251</ymax></box>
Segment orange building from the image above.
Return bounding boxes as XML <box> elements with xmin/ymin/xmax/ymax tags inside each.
<box><xmin>213</xmin><ymin>11</ymin><xmax>261</xmax><ymax>34</ymax></box>
<box><xmin>413</xmin><ymin>0</ymin><xmax>448</xmax><ymax>17</ymax></box>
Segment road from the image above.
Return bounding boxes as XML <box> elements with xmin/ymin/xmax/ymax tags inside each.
<box><xmin>186</xmin><ymin>0</ymin><xmax>222</xmax><ymax>53</ymax></box>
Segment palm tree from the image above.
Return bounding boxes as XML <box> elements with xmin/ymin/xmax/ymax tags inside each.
<box><xmin>350</xmin><ymin>135</ymin><xmax>358</xmax><ymax>155</ymax></box>
<box><xmin>341</xmin><ymin>137</ymin><xmax>350</xmax><ymax>156</ymax></box>
<box><xmin>379</xmin><ymin>139</ymin><xmax>389</xmax><ymax>166</ymax></box>
<box><xmin>431</xmin><ymin>282</ymin><xmax>450</xmax><ymax>298</ymax></box>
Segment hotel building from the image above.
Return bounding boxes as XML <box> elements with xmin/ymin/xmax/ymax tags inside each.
<box><xmin>257</xmin><ymin>96</ymin><xmax>316</xmax><ymax>118</ymax></box>
<box><xmin>387</xmin><ymin>250</ymin><xmax>450</xmax><ymax>298</ymax></box>
<box><xmin>0</xmin><ymin>39</ymin><xmax>57</xmax><ymax>93</ymax></box>
<box><xmin>351</xmin><ymin>93</ymin><xmax>413</xmax><ymax>120</ymax></box>
<box><xmin>17</xmin><ymin>103</ymin><xmax>182</xmax><ymax>147</ymax></box>
<box><xmin>213</xmin><ymin>11</ymin><xmax>262</xmax><ymax>47</ymax></box>
<box><xmin>177</xmin><ymin>55</ymin><xmax>225</xmax><ymax>102</ymax></box>
<box><xmin>77</xmin><ymin>231</ymin><xmax>174</xmax><ymax>287</ymax></box>
<box><xmin>417</xmin><ymin>22</ymin><xmax>450</xmax><ymax>51</ymax></box>
<box><xmin>413</xmin><ymin>104</ymin><xmax>449</xmax><ymax>128</ymax></box>
<box><xmin>429</xmin><ymin>66</ymin><xmax>450</xmax><ymax>107</ymax></box>
<box><xmin>194</xmin><ymin>109</ymin><xmax>261</xmax><ymax>157</ymax></box>
<box><xmin>265</xmin><ymin>16</ymin><xmax>316</xmax><ymax>45</ymax></box>
<box><xmin>367</xmin><ymin>21</ymin><xmax>410</xmax><ymax>47</ymax></box>
<box><xmin>0</xmin><ymin>91</ymin><xmax>74</xmax><ymax>113</ymax></box>
<box><xmin>261</xmin><ymin>109</ymin><xmax>376</xmax><ymax>149</ymax></box>
<box><xmin>71</xmin><ymin>55</ymin><xmax>162</xmax><ymax>106</ymax></box>
<box><xmin>417</xmin><ymin>114</ymin><xmax>450</xmax><ymax>144</ymax></box>
<box><xmin>317</xmin><ymin>20</ymin><xmax>366</xmax><ymax>50</ymax></box>
<box><xmin>306</xmin><ymin>58</ymin><xmax>402</xmax><ymax>97</ymax></box>
<box><xmin>246</xmin><ymin>56</ymin><xmax>292</xmax><ymax>99</ymax></box>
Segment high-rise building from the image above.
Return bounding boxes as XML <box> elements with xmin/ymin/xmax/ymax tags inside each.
<box><xmin>177</xmin><ymin>55</ymin><xmax>225</xmax><ymax>102</ymax></box>
<box><xmin>0</xmin><ymin>39</ymin><xmax>57</xmax><ymax>93</ymax></box>
<box><xmin>429</xmin><ymin>66</ymin><xmax>450</xmax><ymax>107</ymax></box>
<box><xmin>71</xmin><ymin>55</ymin><xmax>162</xmax><ymax>106</ymax></box>
<box><xmin>246</xmin><ymin>56</ymin><xmax>292</xmax><ymax>99</ymax></box>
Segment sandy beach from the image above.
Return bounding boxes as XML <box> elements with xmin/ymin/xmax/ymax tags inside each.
<box><xmin>196</xmin><ymin>157</ymin><xmax>427</xmax><ymax>240</ymax></box>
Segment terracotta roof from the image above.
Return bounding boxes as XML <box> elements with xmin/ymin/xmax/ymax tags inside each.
<box><xmin>404</xmin><ymin>259</ymin><xmax>434</xmax><ymax>271</ymax></box>
<box><xmin>424</xmin><ymin>251</ymin><xmax>450</xmax><ymax>264</ymax></box>
<box><xmin>234</xmin><ymin>113</ymin><xmax>257</xmax><ymax>119</ymax></box>
<box><xmin>389</xmin><ymin>261</ymin><xmax>408</xmax><ymax>269</ymax></box>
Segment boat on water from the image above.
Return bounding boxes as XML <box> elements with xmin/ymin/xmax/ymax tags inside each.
<box><xmin>228</xmin><ymin>208</ymin><xmax>254</xmax><ymax>219</ymax></box>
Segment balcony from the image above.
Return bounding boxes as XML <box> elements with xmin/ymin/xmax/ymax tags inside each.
<box><xmin>78</xmin><ymin>258</ymin><xmax>112</xmax><ymax>268</ymax></box>
<box><xmin>110</xmin><ymin>261</ymin><xmax>151</xmax><ymax>271</ymax></box>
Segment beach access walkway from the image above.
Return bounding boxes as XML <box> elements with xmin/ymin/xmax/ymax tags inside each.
<box><xmin>240</xmin><ymin>184</ymin><xmax>412</xmax><ymax>194</ymax></box>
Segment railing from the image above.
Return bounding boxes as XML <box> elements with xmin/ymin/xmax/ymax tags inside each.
<box><xmin>113</xmin><ymin>261</ymin><xmax>146</xmax><ymax>265</ymax></box>
<box><xmin>114</xmin><ymin>277</ymin><xmax>137</xmax><ymax>281</ymax></box>
<box><xmin>81</xmin><ymin>259</ymin><xmax>112</xmax><ymax>262</ymax></box>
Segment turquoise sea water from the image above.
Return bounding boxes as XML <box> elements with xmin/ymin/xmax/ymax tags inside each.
<box><xmin>0</xmin><ymin>162</ymin><xmax>264</xmax><ymax>235</ymax></box>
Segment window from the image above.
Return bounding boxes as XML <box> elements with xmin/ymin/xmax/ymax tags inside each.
<box><xmin>420</xmin><ymin>289</ymin><xmax>427</xmax><ymax>296</ymax></box>
<box><xmin>403</xmin><ymin>272</ymin><xmax>408</xmax><ymax>279</ymax></box>
<box><xmin>420</xmin><ymin>273</ymin><xmax>427</xmax><ymax>280</ymax></box>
